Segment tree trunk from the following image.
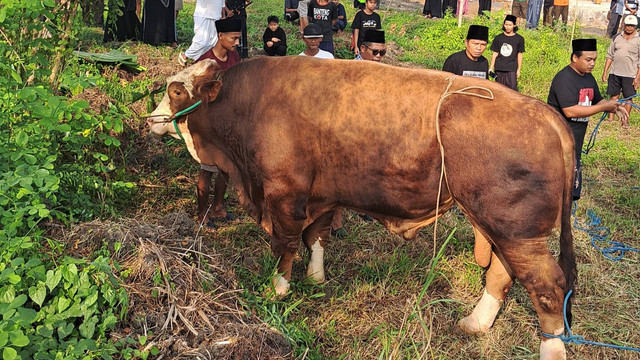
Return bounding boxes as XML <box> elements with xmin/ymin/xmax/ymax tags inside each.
<box><xmin>49</xmin><ymin>0</ymin><xmax>79</xmax><ymax>91</ymax></box>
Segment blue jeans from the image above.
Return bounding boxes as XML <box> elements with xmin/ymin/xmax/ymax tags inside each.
<box><xmin>526</xmin><ymin>0</ymin><xmax>543</xmax><ymax>28</ymax></box>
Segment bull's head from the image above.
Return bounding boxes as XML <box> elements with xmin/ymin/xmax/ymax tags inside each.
<box><xmin>145</xmin><ymin>59</ymin><xmax>224</xmax><ymax>140</ymax></box>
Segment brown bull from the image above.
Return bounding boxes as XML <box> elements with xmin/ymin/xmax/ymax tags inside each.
<box><xmin>147</xmin><ymin>57</ymin><xmax>577</xmax><ymax>360</ymax></box>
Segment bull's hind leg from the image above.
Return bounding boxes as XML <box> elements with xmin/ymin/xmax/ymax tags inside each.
<box><xmin>302</xmin><ymin>211</ymin><xmax>333</xmax><ymax>284</ymax></box>
<box><xmin>500</xmin><ymin>239</ymin><xmax>567</xmax><ymax>360</ymax></box>
<box><xmin>459</xmin><ymin>251</ymin><xmax>514</xmax><ymax>333</ymax></box>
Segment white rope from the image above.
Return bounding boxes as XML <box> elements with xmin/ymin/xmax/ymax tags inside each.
<box><xmin>431</xmin><ymin>76</ymin><xmax>495</xmax><ymax>256</ymax></box>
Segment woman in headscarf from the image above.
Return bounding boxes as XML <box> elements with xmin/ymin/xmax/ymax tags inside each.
<box><xmin>142</xmin><ymin>0</ymin><xmax>177</xmax><ymax>46</ymax></box>
<box><xmin>104</xmin><ymin>0</ymin><xmax>141</xmax><ymax>42</ymax></box>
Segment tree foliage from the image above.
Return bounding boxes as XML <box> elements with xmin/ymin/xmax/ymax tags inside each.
<box><xmin>0</xmin><ymin>1</ymin><xmax>140</xmax><ymax>358</ymax></box>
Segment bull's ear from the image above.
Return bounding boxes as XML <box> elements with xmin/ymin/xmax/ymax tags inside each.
<box><xmin>199</xmin><ymin>80</ymin><xmax>223</xmax><ymax>103</ymax></box>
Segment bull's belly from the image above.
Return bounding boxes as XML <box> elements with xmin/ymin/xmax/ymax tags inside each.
<box><xmin>375</xmin><ymin>196</ymin><xmax>455</xmax><ymax>240</ymax></box>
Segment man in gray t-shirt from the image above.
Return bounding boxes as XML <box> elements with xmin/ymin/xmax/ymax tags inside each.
<box><xmin>602</xmin><ymin>14</ymin><xmax>640</xmax><ymax>123</ymax></box>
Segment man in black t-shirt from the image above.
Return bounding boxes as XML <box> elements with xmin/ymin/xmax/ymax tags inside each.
<box><xmin>308</xmin><ymin>0</ymin><xmax>338</xmax><ymax>54</ymax></box>
<box><xmin>442</xmin><ymin>25</ymin><xmax>489</xmax><ymax>79</ymax></box>
<box><xmin>351</xmin><ymin>0</ymin><xmax>381</xmax><ymax>56</ymax></box>
<box><xmin>547</xmin><ymin>39</ymin><xmax>628</xmax><ymax>200</ymax></box>
<box><xmin>489</xmin><ymin>15</ymin><xmax>525</xmax><ymax>91</ymax></box>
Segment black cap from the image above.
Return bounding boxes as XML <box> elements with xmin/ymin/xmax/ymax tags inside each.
<box><xmin>505</xmin><ymin>15</ymin><xmax>517</xmax><ymax>24</ymax></box>
<box><xmin>303</xmin><ymin>23</ymin><xmax>323</xmax><ymax>38</ymax></box>
<box><xmin>215</xmin><ymin>18</ymin><xmax>242</xmax><ymax>33</ymax></box>
<box><xmin>466</xmin><ymin>25</ymin><xmax>489</xmax><ymax>42</ymax></box>
<box><xmin>363</xmin><ymin>30</ymin><xmax>385</xmax><ymax>44</ymax></box>
<box><xmin>572</xmin><ymin>39</ymin><xmax>597</xmax><ymax>52</ymax></box>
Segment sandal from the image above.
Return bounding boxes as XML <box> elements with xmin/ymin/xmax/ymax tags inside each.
<box><xmin>178</xmin><ymin>52</ymin><xmax>188</xmax><ymax>67</ymax></box>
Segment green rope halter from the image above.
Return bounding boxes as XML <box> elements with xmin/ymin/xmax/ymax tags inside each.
<box><xmin>170</xmin><ymin>100</ymin><xmax>202</xmax><ymax>142</ymax></box>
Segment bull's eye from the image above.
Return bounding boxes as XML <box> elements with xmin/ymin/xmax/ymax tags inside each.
<box><xmin>174</xmin><ymin>90</ymin><xmax>182</xmax><ymax>96</ymax></box>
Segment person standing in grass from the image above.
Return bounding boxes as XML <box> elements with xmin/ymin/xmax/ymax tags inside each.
<box><xmin>263</xmin><ymin>15</ymin><xmax>288</xmax><ymax>56</ymax></box>
<box><xmin>607</xmin><ymin>0</ymin><xmax>625</xmax><ymax>38</ymax></box>
<box><xmin>308</xmin><ymin>0</ymin><xmax>338</xmax><ymax>54</ymax></box>
<box><xmin>225</xmin><ymin>0</ymin><xmax>249</xmax><ymax>58</ymax></box>
<box><xmin>542</xmin><ymin>0</ymin><xmax>554</xmax><ymax>26</ymax></box>
<box><xmin>423</xmin><ymin>0</ymin><xmax>443</xmax><ymax>19</ymax></box>
<box><xmin>351</xmin><ymin>0</ymin><xmax>381</xmax><ymax>56</ymax></box>
<box><xmin>526</xmin><ymin>0</ymin><xmax>543</xmax><ymax>29</ymax></box>
<box><xmin>489</xmin><ymin>15</ymin><xmax>525</xmax><ymax>91</ymax></box>
<box><xmin>142</xmin><ymin>0</ymin><xmax>177</xmax><ymax>46</ymax></box>
<box><xmin>512</xmin><ymin>0</ymin><xmax>528</xmax><ymax>28</ymax></box>
<box><xmin>547</xmin><ymin>39</ymin><xmax>629</xmax><ymax>200</ymax></box>
<box><xmin>178</xmin><ymin>0</ymin><xmax>225</xmax><ymax>66</ymax></box>
<box><xmin>194</xmin><ymin>18</ymin><xmax>243</xmax><ymax>229</ymax></box>
<box><xmin>442</xmin><ymin>25</ymin><xmax>489</xmax><ymax>79</ymax></box>
<box><xmin>602</xmin><ymin>15</ymin><xmax>640</xmax><ymax>123</ymax></box>
<box><xmin>478</xmin><ymin>0</ymin><xmax>491</xmax><ymax>15</ymax></box>
<box><xmin>298</xmin><ymin>0</ymin><xmax>311</xmax><ymax>35</ymax></box>
<box><xmin>552</xmin><ymin>0</ymin><xmax>569</xmax><ymax>25</ymax></box>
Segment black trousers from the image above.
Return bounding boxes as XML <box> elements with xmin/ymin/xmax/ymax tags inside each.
<box><xmin>264</xmin><ymin>43</ymin><xmax>287</xmax><ymax>56</ymax></box>
<box><xmin>229</xmin><ymin>11</ymin><xmax>248</xmax><ymax>58</ymax></box>
<box><xmin>496</xmin><ymin>71</ymin><xmax>518</xmax><ymax>91</ymax></box>
<box><xmin>568</xmin><ymin>121</ymin><xmax>588</xmax><ymax>200</ymax></box>
<box><xmin>478</xmin><ymin>0</ymin><xmax>491</xmax><ymax>14</ymax></box>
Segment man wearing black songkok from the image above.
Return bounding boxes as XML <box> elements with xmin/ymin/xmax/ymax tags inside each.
<box><xmin>356</xmin><ymin>30</ymin><xmax>386</xmax><ymax>61</ymax></box>
<box><xmin>225</xmin><ymin>0</ymin><xmax>249</xmax><ymax>58</ymax></box>
<box><xmin>547</xmin><ymin>39</ymin><xmax>628</xmax><ymax>200</ymax></box>
<box><xmin>194</xmin><ymin>17</ymin><xmax>243</xmax><ymax>230</ymax></box>
<box><xmin>442</xmin><ymin>25</ymin><xmax>489</xmax><ymax>79</ymax></box>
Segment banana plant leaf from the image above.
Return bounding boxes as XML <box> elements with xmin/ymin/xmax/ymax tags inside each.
<box><xmin>73</xmin><ymin>49</ymin><xmax>146</xmax><ymax>72</ymax></box>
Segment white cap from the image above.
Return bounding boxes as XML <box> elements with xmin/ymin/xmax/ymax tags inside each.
<box><xmin>624</xmin><ymin>15</ymin><xmax>638</xmax><ymax>26</ymax></box>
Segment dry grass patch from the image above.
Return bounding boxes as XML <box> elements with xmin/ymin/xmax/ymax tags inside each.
<box><xmin>51</xmin><ymin>213</ymin><xmax>292</xmax><ymax>359</ymax></box>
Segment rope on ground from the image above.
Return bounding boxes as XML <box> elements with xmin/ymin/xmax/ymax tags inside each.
<box><xmin>583</xmin><ymin>177</ymin><xmax>640</xmax><ymax>191</ymax></box>
<box><xmin>542</xmin><ymin>290</ymin><xmax>640</xmax><ymax>352</ymax></box>
<box><xmin>572</xmin><ymin>202</ymin><xmax>640</xmax><ymax>261</ymax></box>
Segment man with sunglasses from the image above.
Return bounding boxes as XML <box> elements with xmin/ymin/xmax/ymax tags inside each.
<box><xmin>356</xmin><ymin>29</ymin><xmax>386</xmax><ymax>61</ymax></box>
<box><xmin>442</xmin><ymin>25</ymin><xmax>489</xmax><ymax>79</ymax></box>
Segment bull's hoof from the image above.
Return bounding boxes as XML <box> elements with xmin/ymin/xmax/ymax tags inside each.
<box><xmin>272</xmin><ymin>276</ymin><xmax>290</xmax><ymax>297</ymax></box>
<box><xmin>306</xmin><ymin>268</ymin><xmax>325</xmax><ymax>284</ymax></box>
<box><xmin>457</xmin><ymin>314</ymin><xmax>490</xmax><ymax>334</ymax></box>
<box><xmin>540</xmin><ymin>338</ymin><xmax>566</xmax><ymax>360</ymax></box>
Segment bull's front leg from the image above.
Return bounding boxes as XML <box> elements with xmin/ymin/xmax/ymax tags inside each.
<box><xmin>302</xmin><ymin>211</ymin><xmax>333</xmax><ymax>284</ymax></box>
<box><xmin>271</xmin><ymin>232</ymin><xmax>301</xmax><ymax>296</ymax></box>
<box><xmin>268</xmin><ymin>194</ymin><xmax>307</xmax><ymax>296</ymax></box>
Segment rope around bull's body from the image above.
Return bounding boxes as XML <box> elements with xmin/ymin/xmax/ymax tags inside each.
<box><xmin>432</xmin><ymin>77</ymin><xmax>494</xmax><ymax>256</ymax></box>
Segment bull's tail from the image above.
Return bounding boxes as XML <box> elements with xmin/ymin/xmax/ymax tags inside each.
<box><xmin>558</xmin><ymin>145</ymin><xmax>577</xmax><ymax>326</ymax></box>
